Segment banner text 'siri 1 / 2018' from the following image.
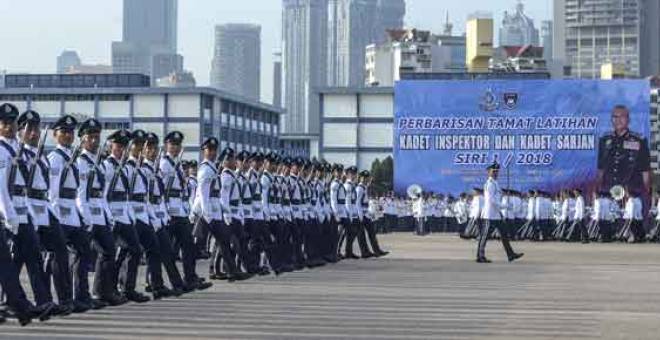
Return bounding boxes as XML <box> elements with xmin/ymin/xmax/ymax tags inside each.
<box><xmin>393</xmin><ymin>79</ymin><xmax>651</xmax><ymax>196</ymax></box>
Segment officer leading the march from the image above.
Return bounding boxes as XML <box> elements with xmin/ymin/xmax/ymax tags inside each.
<box><xmin>476</xmin><ymin>162</ymin><xmax>524</xmax><ymax>263</ymax></box>
<box><xmin>597</xmin><ymin>104</ymin><xmax>651</xmax><ymax>195</ymax></box>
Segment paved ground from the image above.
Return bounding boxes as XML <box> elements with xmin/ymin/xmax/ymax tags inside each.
<box><xmin>2</xmin><ymin>233</ymin><xmax>660</xmax><ymax>339</ymax></box>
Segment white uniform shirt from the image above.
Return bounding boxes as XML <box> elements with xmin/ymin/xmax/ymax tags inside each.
<box><xmin>126</xmin><ymin>157</ymin><xmax>150</xmax><ymax>225</ymax></box>
<box><xmin>159</xmin><ymin>154</ymin><xmax>186</xmax><ymax>218</ymax></box>
<box><xmin>260</xmin><ymin>171</ymin><xmax>274</xmax><ymax>221</ymax></box>
<box><xmin>194</xmin><ymin>160</ymin><xmax>223</xmax><ymax>223</ymax></box>
<box><xmin>0</xmin><ymin>137</ymin><xmax>28</xmax><ymax>228</ymax></box>
<box><xmin>624</xmin><ymin>197</ymin><xmax>643</xmax><ymax>221</ymax></box>
<box><xmin>77</xmin><ymin>150</ymin><xmax>109</xmax><ymax>227</ymax></box>
<box><xmin>574</xmin><ymin>196</ymin><xmax>585</xmax><ymax>220</ymax></box>
<box><xmin>48</xmin><ymin>145</ymin><xmax>81</xmax><ymax>227</ymax></box>
<box><xmin>142</xmin><ymin>159</ymin><xmax>169</xmax><ymax>230</ymax></box>
<box><xmin>102</xmin><ymin>155</ymin><xmax>131</xmax><ymax>225</ymax></box>
<box><xmin>221</xmin><ymin>168</ymin><xmax>242</xmax><ymax>222</ymax></box>
<box><xmin>23</xmin><ymin>144</ymin><xmax>54</xmax><ymax>227</ymax></box>
<box><xmin>469</xmin><ymin>195</ymin><xmax>483</xmax><ymax>219</ymax></box>
<box><xmin>330</xmin><ymin>179</ymin><xmax>347</xmax><ymax>219</ymax></box>
<box><xmin>482</xmin><ymin>177</ymin><xmax>502</xmax><ymax>220</ymax></box>
<box><xmin>344</xmin><ymin>179</ymin><xmax>356</xmax><ymax>221</ymax></box>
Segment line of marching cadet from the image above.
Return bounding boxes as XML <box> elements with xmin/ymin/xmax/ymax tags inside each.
<box><xmin>0</xmin><ymin>103</ymin><xmax>388</xmax><ymax>326</ymax></box>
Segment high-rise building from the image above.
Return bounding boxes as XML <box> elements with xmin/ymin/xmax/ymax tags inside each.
<box><xmin>541</xmin><ymin>20</ymin><xmax>553</xmax><ymax>61</ymax></box>
<box><xmin>466</xmin><ymin>13</ymin><xmax>494</xmax><ymax>73</ymax></box>
<box><xmin>326</xmin><ymin>0</ymin><xmax>405</xmax><ymax>87</ymax></box>
<box><xmin>553</xmin><ymin>0</ymin><xmax>660</xmax><ymax>79</ymax></box>
<box><xmin>281</xmin><ymin>0</ymin><xmax>328</xmax><ymax>135</ymax></box>
<box><xmin>111</xmin><ymin>0</ymin><xmax>183</xmax><ymax>83</ymax></box>
<box><xmin>273</xmin><ymin>51</ymin><xmax>282</xmax><ymax>107</ymax></box>
<box><xmin>499</xmin><ymin>1</ymin><xmax>539</xmax><ymax>47</ymax></box>
<box><xmin>373</xmin><ymin>0</ymin><xmax>406</xmax><ymax>45</ymax></box>
<box><xmin>57</xmin><ymin>50</ymin><xmax>82</xmax><ymax>74</ymax></box>
<box><xmin>210</xmin><ymin>24</ymin><xmax>261</xmax><ymax>100</ymax></box>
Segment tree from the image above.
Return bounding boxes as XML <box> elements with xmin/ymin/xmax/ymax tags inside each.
<box><xmin>370</xmin><ymin>158</ymin><xmax>384</xmax><ymax>195</ymax></box>
<box><xmin>381</xmin><ymin>156</ymin><xmax>393</xmax><ymax>193</ymax></box>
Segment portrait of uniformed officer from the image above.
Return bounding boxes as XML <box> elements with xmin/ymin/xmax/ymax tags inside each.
<box><xmin>597</xmin><ymin>104</ymin><xmax>651</xmax><ymax>195</ymax></box>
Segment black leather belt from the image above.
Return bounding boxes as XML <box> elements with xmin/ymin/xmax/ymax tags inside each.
<box><xmin>229</xmin><ymin>199</ymin><xmax>240</xmax><ymax>207</ymax></box>
<box><xmin>242</xmin><ymin>199</ymin><xmax>252</xmax><ymax>205</ymax></box>
<box><xmin>27</xmin><ymin>189</ymin><xmax>48</xmax><ymax>200</ymax></box>
<box><xmin>338</xmin><ymin>199</ymin><xmax>346</xmax><ymax>204</ymax></box>
<box><xmin>60</xmin><ymin>188</ymin><xmax>77</xmax><ymax>199</ymax></box>
<box><xmin>149</xmin><ymin>196</ymin><xmax>162</xmax><ymax>204</ymax></box>
<box><xmin>210</xmin><ymin>189</ymin><xmax>220</xmax><ymax>197</ymax></box>
<box><xmin>130</xmin><ymin>193</ymin><xmax>146</xmax><ymax>202</ymax></box>
<box><xmin>10</xmin><ymin>186</ymin><xmax>26</xmax><ymax>196</ymax></box>
<box><xmin>167</xmin><ymin>189</ymin><xmax>181</xmax><ymax>198</ymax></box>
<box><xmin>253</xmin><ymin>194</ymin><xmax>262</xmax><ymax>200</ymax></box>
<box><xmin>291</xmin><ymin>199</ymin><xmax>301</xmax><ymax>205</ymax></box>
<box><xmin>90</xmin><ymin>189</ymin><xmax>103</xmax><ymax>199</ymax></box>
<box><xmin>108</xmin><ymin>191</ymin><xmax>128</xmax><ymax>202</ymax></box>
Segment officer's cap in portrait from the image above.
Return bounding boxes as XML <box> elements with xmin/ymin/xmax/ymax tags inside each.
<box><xmin>346</xmin><ymin>166</ymin><xmax>358</xmax><ymax>174</ymax></box>
<box><xmin>78</xmin><ymin>118</ymin><xmax>101</xmax><ymax>137</ymax></box>
<box><xmin>189</xmin><ymin>160</ymin><xmax>198</xmax><ymax>168</ymax></box>
<box><xmin>53</xmin><ymin>114</ymin><xmax>78</xmax><ymax>131</ymax></box>
<box><xmin>359</xmin><ymin>170</ymin><xmax>371</xmax><ymax>177</ymax></box>
<box><xmin>201</xmin><ymin>137</ymin><xmax>219</xmax><ymax>150</ymax></box>
<box><xmin>0</xmin><ymin>103</ymin><xmax>20</xmax><ymax>122</ymax></box>
<box><xmin>249</xmin><ymin>151</ymin><xmax>263</xmax><ymax>161</ymax></box>
<box><xmin>107</xmin><ymin>129</ymin><xmax>132</xmax><ymax>146</ymax></box>
<box><xmin>265</xmin><ymin>151</ymin><xmax>278</xmax><ymax>163</ymax></box>
<box><xmin>282</xmin><ymin>157</ymin><xmax>293</xmax><ymax>167</ymax></box>
<box><xmin>164</xmin><ymin>131</ymin><xmax>184</xmax><ymax>144</ymax></box>
<box><xmin>17</xmin><ymin>110</ymin><xmax>41</xmax><ymax>129</ymax></box>
<box><xmin>332</xmin><ymin>163</ymin><xmax>344</xmax><ymax>172</ymax></box>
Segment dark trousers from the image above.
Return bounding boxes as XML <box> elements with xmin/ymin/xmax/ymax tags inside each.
<box><xmin>113</xmin><ymin>222</ymin><xmax>142</xmax><ymax>293</ymax></box>
<box><xmin>291</xmin><ymin>219</ymin><xmax>306</xmax><ymax>265</ymax></box>
<box><xmin>383</xmin><ymin>214</ymin><xmax>396</xmax><ymax>233</ymax></box>
<box><xmin>477</xmin><ymin>220</ymin><xmax>515</xmax><ymax>260</ymax></box>
<box><xmin>89</xmin><ymin>224</ymin><xmax>117</xmax><ymax>299</ymax></box>
<box><xmin>207</xmin><ymin>219</ymin><xmax>240</xmax><ymax>276</ymax></box>
<box><xmin>39</xmin><ymin>220</ymin><xmax>72</xmax><ymax>304</ymax></box>
<box><xmin>12</xmin><ymin>223</ymin><xmax>52</xmax><ymax>306</ymax></box>
<box><xmin>229</xmin><ymin>220</ymin><xmax>251</xmax><ymax>272</ymax></box>
<box><xmin>192</xmin><ymin>218</ymin><xmax>210</xmax><ymax>258</ymax></box>
<box><xmin>243</xmin><ymin>219</ymin><xmax>263</xmax><ymax>272</ymax></box>
<box><xmin>156</xmin><ymin>227</ymin><xmax>185</xmax><ymax>289</ymax></box>
<box><xmin>133</xmin><ymin>220</ymin><xmax>164</xmax><ymax>290</ymax></box>
<box><xmin>167</xmin><ymin>217</ymin><xmax>198</xmax><ymax>285</ymax></box>
<box><xmin>345</xmin><ymin>218</ymin><xmax>370</xmax><ymax>256</ymax></box>
<box><xmin>61</xmin><ymin>225</ymin><xmax>92</xmax><ymax>302</ymax></box>
<box><xmin>246</xmin><ymin>219</ymin><xmax>273</xmax><ymax>270</ymax></box>
<box><xmin>302</xmin><ymin>219</ymin><xmax>320</xmax><ymax>261</ymax></box>
<box><xmin>271</xmin><ymin>220</ymin><xmax>292</xmax><ymax>267</ymax></box>
<box><xmin>0</xmin><ymin>228</ymin><xmax>34</xmax><ymax>315</ymax></box>
<box><xmin>363</xmin><ymin>219</ymin><xmax>384</xmax><ymax>254</ymax></box>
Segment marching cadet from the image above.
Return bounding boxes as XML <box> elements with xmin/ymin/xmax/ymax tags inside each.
<box><xmin>565</xmin><ymin>189</ymin><xmax>588</xmax><ymax>243</ymax></box>
<box><xmin>278</xmin><ymin>158</ymin><xmax>298</xmax><ymax>269</ymax></box>
<box><xmin>103</xmin><ymin>130</ymin><xmax>150</xmax><ymax>303</ymax></box>
<box><xmin>461</xmin><ymin>188</ymin><xmax>482</xmax><ymax>239</ymax></box>
<box><xmin>126</xmin><ymin>130</ymin><xmax>173</xmax><ymax>299</ymax></box>
<box><xmin>16</xmin><ymin>109</ymin><xmax>73</xmax><ymax>316</ymax></box>
<box><xmin>320</xmin><ymin>162</ymin><xmax>338</xmax><ymax>262</ymax></box>
<box><xmin>186</xmin><ymin>160</ymin><xmax>207</xmax><ymax>259</ymax></box>
<box><xmin>236</xmin><ymin>151</ymin><xmax>261</xmax><ymax>274</ymax></box>
<box><xmin>330</xmin><ymin>164</ymin><xmax>348</xmax><ymax>258</ymax></box>
<box><xmin>196</xmin><ymin>139</ymin><xmax>248</xmax><ymax>282</ymax></box>
<box><xmin>9</xmin><ymin>111</ymin><xmax>59</xmax><ymax>315</ymax></box>
<box><xmin>48</xmin><ymin>114</ymin><xmax>96</xmax><ymax>312</ymax></box>
<box><xmin>0</xmin><ymin>103</ymin><xmax>54</xmax><ymax>324</ymax></box>
<box><xmin>272</xmin><ymin>156</ymin><xmax>293</xmax><ymax>272</ymax></box>
<box><xmin>454</xmin><ymin>193</ymin><xmax>469</xmax><ymax>234</ymax></box>
<box><xmin>343</xmin><ymin>166</ymin><xmax>369</xmax><ymax>258</ymax></box>
<box><xmin>476</xmin><ymin>162</ymin><xmax>523</xmax><ymax>263</ymax></box>
<box><xmin>142</xmin><ymin>132</ymin><xmax>188</xmax><ymax>294</ymax></box>
<box><xmin>160</xmin><ymin>131</ymin><xmax>212</xmax><ymax>291</ymax></box>
<box><xmin>247</xmin><ymin>152</ymin><xmax>272</xmax><ymax>275</ymax></box>
<box><xmin>260</xmin><ymin>152</ymin><xmax>282</xmax><ymax>273</ymax></box>
<box><xmin>517</xmin><ymin>190</ymin><xmax>536</xmax><ymax>240</ymax></box>
<box><xmin>648</xmin><ymin>192</ymin><xmax>660</xmax><ymax>242</ymax></box>
<box><xmin>289</xmin><ymin>158</ymin><xmax>309</xmax><ymax>267</ymax></box>
<box><xmin>356</xmin><ymin>170</ymin><xmax>387</xmax><ymax>257</ymax></box>
<box><xmin>619</xmin><ymin>190</ymin><xmax>644</xmax><ymax>242</ymax></box>
<box><xmin>382</xmin><ymin>192</ymin><xmax>397</xmax><ymax>234</ymax></box>
<box><xmin>76</xmin><ymin>119</ymin><xmax>126</xmax><ymax>307</ymax></box>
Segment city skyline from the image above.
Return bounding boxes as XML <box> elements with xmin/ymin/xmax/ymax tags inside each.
<box><xmin>0</xmin><ymin>0</ymin><xmax>551</xmax><ymax>104</ymax></box>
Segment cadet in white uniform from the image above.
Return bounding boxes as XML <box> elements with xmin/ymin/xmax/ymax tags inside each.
<box><xmin>102</xmin><ymin>129</ymin><xmax>150</xmax><ymax>303</ymax></box>
<box><xmin>260</xmin><ymin>153</ymin><xmax>287</xmax><ymax>273</ymax></box>
<box><xmin>76</xmin><ymin>119</ymin><xmax>126</xmax><ymax>307</ymax></box>
<box><xmin>48</xmin><ymin>115</ymin><xmax>96</xmax><ymax>311</ymax></box>
<box><xmin>356</xmin><ymin>171</ymin><xmax>387</xmax><ymax>257</ymax></box>
<box><xmin>160</xmin><ymin>131</ymin><xmax>211</xmax><ymax>291</ymax></box>
<box><xmin>329</xmin><ymin>164</ymin><xmax>347</xmax><ymax>259</ymax></box>
<box><xmin>476</xmin><ymin>163</ymin><xmax>523</xmax><ymax>263</ymax></box>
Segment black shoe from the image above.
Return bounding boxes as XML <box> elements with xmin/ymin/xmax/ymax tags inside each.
<box><xmin>181</xmin><ymin>283</ymin><xmax>196</xmax><ymax>293</ymax></box>
<box><xmin>476</xmin><ymin>257</ymin><xmax>492</xmax><ymax>263</ymax></box>
<box><xmin>144</xmin><ymin>285</ymin><xmax>153</xmax><ymax>293</ymax></box>
<box><xmin>375</xmin><ymin>251</ymin><xmax>389</xmax><ymax>257</ymax></box>
<box><xmin>210</xmin><ymin>273</ymin><xmax>229</xmax><ymax>280</ymax></box>
<box><xmin>345</xmin><ymin>254</ymin><xmax>360</xmax><ymax>260</ymax></box>
<box><xmin>72</xmin><ymin>300</ymin><xmax>91</xmax><ymax>314</ymax></box>
<box><xmin>123</xmin><ymin>291</ymin><xmax>150</xmax><ymax>303</ymax></box>
<box><xmin>361</xmin><ymin>252</ymin><xmax>375</xmax><ymax>259</ymax></box>
<box><xmin>14</xmin><ymin>310</ymin><xmax>32</xmax><ymax>327</ymax></box>
<box><xmin>508</xmin><ymin>253</ymin><xmax>524</xmax><ymax>262</ymax></box>
<box><xmin>169</xmin><ymin>287</ymin><xmax>184</xmax><ymax>297</ymax></box>
<box><xmin>196</xmin><ymin>281</ymin><xmax>213</xmax><ymax>290</ymax></box>
<box><xmin>228</xmin><ymin>272</ymin><xmax>252</xmax><ymax>282</ymax></box>
<box><xmin>89</xmin><ymin>299</ymin><xmax>109</xmax><ymax>310</ymax></box>
<box><xmin>99</xmin><ymin>294</ymin><xmax>127</xmax><ymax>307</ymax></box>
<box><xmin>32</xmin><ymin>302</ymin><xmax>55</xmax><ymax>322</ymax></box>
<box><xmin>259</xmin><ymin>267</ymin><xmax>271</xmax><ymax>276</ymax></box>
<box><xmin>152</xmin><ymin>287</ymin><xmax>173</xmax><ymax>300</ymax></box>
<box><xmin>54</xmin><ymin>302</ymin><xmax>74</xmax><ymax>316</ymax></box>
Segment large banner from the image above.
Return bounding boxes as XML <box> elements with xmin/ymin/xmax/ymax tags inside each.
<box><xmin>394</xmin><ymin>80</ymin><xmax>651</xmax><ymax>196</ymax></box>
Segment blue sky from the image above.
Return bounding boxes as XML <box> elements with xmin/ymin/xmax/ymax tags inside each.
<box><xmin>0</xmin><ymin>0</ymin><xmax>551</xmax><ymax>104</ymax></box>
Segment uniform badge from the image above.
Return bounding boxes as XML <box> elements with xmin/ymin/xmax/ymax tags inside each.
<box><xmin>4</xmin><ymin>105</ymin><xmax>11</xmax><ymax>113</ymax></box>
<box><xmin>66</xmin><ymin>117</ymin><xmax>73</xmax><ymax>125</ymax></box>
<box><xmin>503</xmin><ymin>93</ymin><xmax>518</xmax><ymax>109</ymax></box>
<box><xmin>623</xmin><ymin>141</ymin><xmax>640</xmax><ymax>151</ymax></box>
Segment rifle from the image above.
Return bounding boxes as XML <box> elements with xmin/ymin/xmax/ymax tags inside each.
<box><xmin>8</xmin><ymin>124</ymin><xmax>29</xmax><ymax>195</ymax></box>
<box><xmin>26</xmin><ymin>127</ymin><xmax>50</xmax><ymax>189</ymax></box>
<box><xmin>164</xmin><ymin>150</ymin><xmax>184</xmax><ymax>201</ymax></box>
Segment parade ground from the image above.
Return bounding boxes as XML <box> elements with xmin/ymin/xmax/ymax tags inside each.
<box><xmin>2</xmin><ymin>233</ymin><xmax>660</xmax><ymax>340</ymax></box>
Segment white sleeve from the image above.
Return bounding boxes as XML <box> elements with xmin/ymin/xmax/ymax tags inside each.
<box><xmin>0</xmin><ymin>152</ymin><xmax>17</xmax><ymax>226</ymax></box>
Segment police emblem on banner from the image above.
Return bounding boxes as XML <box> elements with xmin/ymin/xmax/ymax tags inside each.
<box><xmin>503</xmin><ymin>93</ymin><xmax>518</xmax><ymax>109</ymax></box>
<box><xmin>479</xmin><ymin>88</ymin><xmax>499</xmax><ymax>111</ymax></box>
